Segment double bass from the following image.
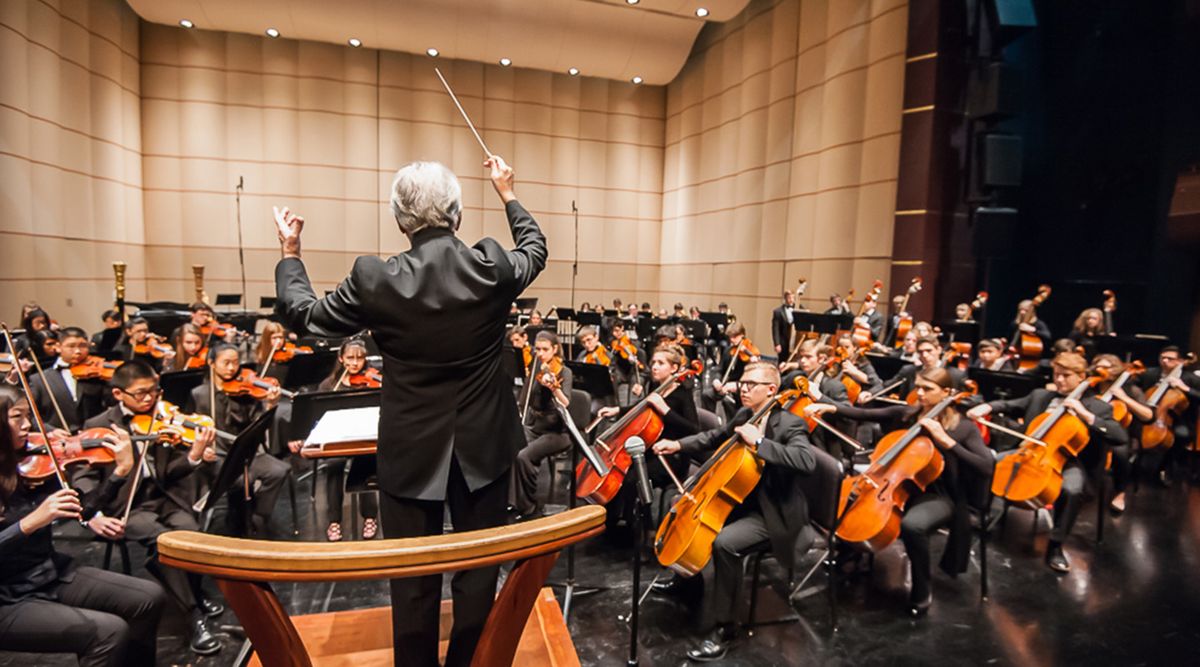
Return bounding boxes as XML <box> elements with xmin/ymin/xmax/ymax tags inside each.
<box><xmin>574</xmin><ymin>361</ymin><xmax>703</xmax><ymax>505</ymax></box>
<box><xmin>1010</xmin><ymin>285</ymin><xmax>1051</xmax><ymax>372</ymax></box>
<box><xmin>891</xmin><ymin>277</ymin><xmax>923</xmax><ymax>347</ymax></box>
<box><xmin>655</xmin><ymin>394</ymin><xmax>776</xmax><ymax>576</ymax></box>
<box><xmin>1140</xmin><ymin>353</ymin><xmax>1197</xmax><ymax>450</ymax></box>
<box><xmin>834</xmin><ymin>384</ymin><xmax>977</xmax><ymax>552</ymax></box>
<box><xmin>851</xmin><ymin>280</ymin><xmax>883</xmax><ymax>347</ymax></box>
<box><xmin>989</xmin><ymin>369</ymin><xmax>1107</xmax><ymax>508</ymax></box>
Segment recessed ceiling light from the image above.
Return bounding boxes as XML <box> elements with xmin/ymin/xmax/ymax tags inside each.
<box><xmin>631</xmin><ymin>76</ymin><xmax>643</xmax><ymax>84</ymax></box>
<box><xmin>179</xmin><ymin>19</ymin><xmax>194</xmax><ymax>29</ymax></box>
<box><xmin>348</xmin><ymin>38</ymin><xmax>362</xmax><ymax>48</ymax></box>
<box><xmin>499</xmin><ymin>57</ymin><xmax>512</xmax><ymax>67</ymax></box>
<box><xmin>265</xmin><ymin>27</ymin><xmax>280</xmax><ymax>38</ymax></box>
<box><xmin>426</xmin><ymin>47</ymin><xmax>439</xmax><ymax>57</ymax></box>
<box><xmin>568</xmin><ymin>67</ymin><xmax>580</xmax><ymax>76</ymax></box>
<box><xmin>696</xmin><ymin>8</ymin><xmax>710</xmax><ymax>18</ymax></box>
<box><xmin>626</xmin><ymin>0</ymin><xmax>640</xmax><ymax>4</ymax></box>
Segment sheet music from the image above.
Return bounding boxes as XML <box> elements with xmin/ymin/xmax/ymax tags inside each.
<box><xmin>303</xmin><ymin>406</ymin><xmax>379</xmax><ymax>449</ymax></box>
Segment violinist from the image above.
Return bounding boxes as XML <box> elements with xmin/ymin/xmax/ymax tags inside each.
<box><xmin>254</xmin><ymin>321</ymin><xmax>291</xmax><ymax>382</ymax></box>
<box><xmin>288</xmin><ymin>338</ymin><xmax>380</xmax><ymax>542</ymax></box>
<box><xmin>186</xmin><ymin>344</ymin><xmax>289</xmax><ymax>536</ymax></box>
<box><xmin>576</xmin><ymin>326</ymin><xmax>612</xmax><ymax>367</ymax></box>
<box><xmin>30</xmin><ymin>329</ymin><xmax>61</xmax><ymax>368</ymax></box>
<box><xmin>771</xmin><ymin>289</ymin><xmax>797</xmax><ymax>357</ymax></box>
<box><xmin>1136</xmin><ymin>345</ymin><xmax>1200</xmax><ymax>485</ymax></box>
<box><xmin>114</xmin><ymin>317</ymin><xmax>174</xmax><ymax>372</ymax></box>
<box><xmin>1091</xmin><ymin>354</ymin><xmax>1151</xmax><ymax>513</ymax></box>
<box><xmin>833</xmin><ymin>332</ymin><xmax>884</xmax><ymax>402</ymax></box>
<box><xmin>513</xmin><ymin>331</ymin><xmax>572</xmax><ymax>520</ymax></box>
<box><xmin>971</xmin><ymin>339</ymin><xmax>1015</xmax><ymax>372</ymax></box>
<box><xmin>805</xmin><ymin>369</ymin><xmax>994</xmax><ymax>615</ymax></box>
<box><xmin>170</xmin><ymin>323</ymin><xmax>207</xmax><ymax>371</ymax></box>
<box><xmin>967</xmin><ymin>352</ymin><xmax>1126</xmax><ymax>572</ymax></box>
<box><xmin>1069</xmin><ymin>308</ymin><xmax>1109</xmax><ymax>359</ymax></box>
<box><xmin>90</xmin><ymin>309</ymin><xmax>122</xmax><ymax>353</ymax></box>
<box><xmin>508</xmin><ymin>325</ymin><xmax>532</xmax><ymax>376</ymax></box>
<box><xmin>702</xmin><ymin>322</ymin><xmax>759</xmax><ymax>415</ymax></box>
<box><xmin>13</xmin><ymin>307</ymin><xmax>54</xmax><ymax>355</ymax></box>
<box><xmin>29</xmin><ymin>327</ymin><xmax>108</xmax><ymax>431</ymax></box>
<box><xmin>79</xmin><ymin>361</ymin><xmax>223</xmax><ymax>655</ymax></box>
<box><xmin>609</xmin><ymin>319</ymin><xmax>645</xmax><ymax>403</ymax></box>
<box><xmin>652</xmin><ymin>362</ymin><xmax>815</xmax><ymax>661</ymax></box>
<box><xmin>0</xmin><ymin>384</ymin><xmax>166</xmax><ymax>667</ymax></box>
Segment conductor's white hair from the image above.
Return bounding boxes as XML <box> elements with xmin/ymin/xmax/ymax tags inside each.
<box><xmin>389</xmin><ymin>162</ymin><xmax>462</xmax><ymax>235</ymax></box>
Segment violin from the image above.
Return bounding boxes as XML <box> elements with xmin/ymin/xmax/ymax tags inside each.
<box><xmin>1010</xmin><ymin>284</ymin><xmax>1051</xmax><ymax>372</ymax></box>
<box><xmin>133</xmin><ymin>334</ymin><xmax>173</xmax><ymax>359</ymax></box>
<box><xmin>583</xmin><ymin>344</ymin><xmax>612</xmax><ymax>367</ymax></box>
<box><xmin>0</xmin><ymin>351</ymin><xmax>15</xmax><ymax>373</ymax></box>
<box><xmin>1098</xmin><ymin>360</ymin><xmax>1145</xmax><ymax>428</ymax></box>
<box><xmin>185</xmin><ymin>351</ymin><xmax>208</xmax><ymax>370</ymax></box>
<box><xmin>575</xmin><ymin>361</ymin><xmax>703</xmax><ymax>505</ymax></box>
<box><xmin>835</xmin><ymin>383</ymin><xmax>978</xmax><ymax>552</ymax></box>
<box><xmin>611</xmin><ymin>335</ymin><xmax>645</xmax><ymax>370</ymax></box>
<box><xmin>1141</xmin><ymin>353</ymin><xmax>1196</xmax><ymax>450</ymax></box>
<box><xmin>129</xmin><ymin>402</ymin><xmax>234</xmax><ymax>446</ymax></box>
<box><xmin>851</xmin><ymin>280</ymin><xmax>883</xmax><ymax>347</ymax></box>
<box><xmin>891</xmin><ymin>277</ymin><xmax>922</xmax><ymax>348</ymax></box>
<box><xmin>736</xmin><ymin>338</ymin><xmax>761</xmax><ymax>363</ymax></box>
<box><xmin>199</xmin><ymin>322</ymin><xmax>247</xmax><ymax>340</ymax></box>
<box><xmin>272</xmin><ymin>342</ymin><xmax>313</xmax><ymax>363</ymax></box>
<box><xmin>69</xmin><ymin>355</ymin><xmax>121</xmax><ymax>381</ymax></box>
<box><xmin>221</xmin><ymin>368</ymin><xmax>297</xmax><ymax>400</ymax></box>
<box><xmin>989</xmin><ymin>369</ymin><xmax>1108</xmax><ymax>508</ymax></box>
<box><xmin>655</xmin><ymin>391</ymin><xmax>776</xmax><ymax>576</ymax></box>
<box><xmin>344</xmin><ymin>367</ymin><xmax>382</xmax><ymax>389</ymax></box>
<box><xmin>19</xmin><ymin>428</ymin><xmax>122</xmax><ymax>479</ymax></box>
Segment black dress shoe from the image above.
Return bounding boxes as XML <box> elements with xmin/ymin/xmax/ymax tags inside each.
<box><xmin>650</xmin><ymin>574</ymin><xmax>689</xmax><ymax>596</ymax></box>
<box><xmin>686</xmin><ymin>627</ymin><xmax>738</xmax><ymax>662</ymax></box>
<box><xmin>909</xmin><ymin>592</ymin><xmax>933</xmax><ymax>617</ymax></box>
<box><xmin>190</xmin><ymin>616</ymin><xmax>221</xmax><ymax>656</ymax></box>
<box><xmin>1045</xmin><ymin>543</ymin><xmax>1071</xmax><ymax>574</ymax></box>
<box><xmin>198</xmin><ymin>597</ymin><xmax>225</xmax><ymax>618</ymax></box>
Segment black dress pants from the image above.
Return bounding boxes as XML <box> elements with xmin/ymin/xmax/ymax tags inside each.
<box><xmin>379</xmin><ymin>458</ymin><xmax>510</xmax><ymax>667</ymax></box>
<box><xmin>124</xmin><ymin>501</ymin><xmax>206</xmax><ymax>616</ymax></box>
<box><xmin>899</xmin><ymin>492</ymin><xmax>954</xmax><ymax>602</ymax></box>
<box><xmin>0</xmin><ymin>567</ymin><xmax>165</xmax><ymax>667</ymax></box>
<box><xmin>710</xmin><ymin>511</ymin><xmax>770</xmax><ymax>628</ymax></box>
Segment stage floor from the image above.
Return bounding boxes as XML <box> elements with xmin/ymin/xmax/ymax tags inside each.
<box><xmin>5</xmin><ymin>462</ymin><xmax>1200</xmax><ymax>666</ymax></box>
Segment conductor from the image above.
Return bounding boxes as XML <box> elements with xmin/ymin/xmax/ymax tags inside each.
<box><xmin>271</xmin><ymin>156</ymin><xmax>546</xmax><ymax>666</ymax></box>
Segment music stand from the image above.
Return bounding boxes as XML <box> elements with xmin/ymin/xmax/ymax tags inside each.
<box><xmin>698</xmin><ymin>312</ymin><xmax>729</xmax><ymax>338</ymax></box>
<box><xmin>259</xmin><ymin>296</ymin><xmax>277</xmax><ymax>310</ymax></box>
<box><xmin>967</xmin><ymin>368</ymin><xmax>1039</xmax><ymax>402</ymax></box>
<box><xmin>288</xmin><ymin>387</ymin><xmax>381</xmax><ymax>443</ymax></box>
<box><xmin>141</xmin><ymin>313</ymin><xmax>190</xmax><ymax>339</ymax></box>
<box><xmin>515</xmin><ymin>297</ymin><xmax>538</xmax><ymax>313</ymax></box>
<box><xmin>564</xmin><ymin>361</ymin><xmax>616</xmax><ymax>403</ymax></box>
<box><xmin>94</xmin><ymin>328</ymin><xmax>124</xmax><ymax>353</ymax></box>
<box><xmin>680</xmin><ymin>319</ymin><xmax>709</xmax><ymax>342</ymax></box>
<box><xmin>792</xmin><ymin>312</ymin><xmax>851</xmax><ymax>338</ymax></box>
<box><xmin>203</xmin><ymin>406</ymin><xmax>277</xmax><ymax>516</ymax></box>
<box><xmin>555</xmin><ymin>307</ymin><xmax>578</xmax><ymax>322</ymax></box>
<box><xmin>282</xmin><ymin>350</ymin><xmax>339</xmax><ymax>391</ymax></box>
<box><xmin>215</xmin><ymin>294</ymin><xmax>242</xmax><ymax>308</ymax></box>
<box><xmin>574</xmin><ymin>311</ymin><xmax>602</xmax><ymax>328</ymax></box>
<box><xmin>865</xmin><ymin>353</ymin><xmax>912</xmax><ymax>383</ymax></box>
<box><xmin>160</xmin><ymin>369</ymin><xmax>205</xmax><ymax>407</ymax></box>
<box><xmin>1094</xmin><ymin>334</ymin><xmax>1170</xmax><ymax>364</ymax></box>
<box><xmin>934</xmin><ymin>321</ymin><xmax>980</xmax><ymax>347</ymax></box>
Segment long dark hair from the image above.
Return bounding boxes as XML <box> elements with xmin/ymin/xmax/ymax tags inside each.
<box><xmin>0</xmin><ymin>384</ymin><xmax>23</xmax><ymax>510</ymax></box>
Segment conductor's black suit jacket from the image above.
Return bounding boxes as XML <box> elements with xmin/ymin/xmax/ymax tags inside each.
<box><xmin>275</xmin><ymin>200</ymin><xmax>547</xmax><ymax>500</ymax></box>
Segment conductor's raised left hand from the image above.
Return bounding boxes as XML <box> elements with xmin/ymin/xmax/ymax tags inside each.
<box><xmin>273</xmin><ymin>206</ymin><xmax>305</xmax><ymax>259</ymax></box>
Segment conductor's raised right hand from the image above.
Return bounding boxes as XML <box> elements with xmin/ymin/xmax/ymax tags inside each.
<box><xmin>272</xmin><ymin>206</ymin><xmax>305</xmax><ymax>260</ymax></box>
<box><xmin>485</xmin><ymin>155</ymin><xmax>516</xmax><ymax>204</ymax></box>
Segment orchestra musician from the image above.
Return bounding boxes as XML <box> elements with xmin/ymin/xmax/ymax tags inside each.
<box><xmin>702</xmin><ymin>322</ymin><xmax>759</xmax><ymax>416</ymax></box>
<box><xmin>608</xmin><ymin>319</ymin><xmax>645</xmax><ymax>403</ymax></box>
<box><xmin>652</xmin><ymin>361</ymin><xmax>815</xmax><ymax>662</ymax></box>
<box><xmin>891</xmin><ymin>336</ymin><xmax>965</xmax><ymax>396</ymax></box>
<box><xmin>771</xmin><ymin>290</ymin><xmax>797</xmax><ymax>357</ymax></box>
<box><xmin>972</xmin><ymin>338</ymin><xmax>1015</xmax><ymax>372</ymax></box>
<box><xmin>514</xmin><ymin>331</ymin><xmax>572</xmax><ymax>519</ymax></box>
<box><xmin>254</xmin><ymin>321</ymin><xmax>289</xmax><ymax>382</ymax></box>
<box><xmin>1136</xmin><ymin>346</ymin><xmax>1200</xmax><ymax>485</ymax></box>
<box><xmin>967</xmin><ymin>352</ymin><xmax>1126</xmax><ymax>572</ymax></box>
<box><xmin>806</xmin><ymin>368</ymin><xmax>994</xmax><ymax>615</ymax></box>
<box><xmin>90</xmin><ymin>309</ymin><xmax>122</xmax><ymax>353</ymax></box>
<box><xmin>29</xmin><ymin>330</ymin><xmax>60</xmax><ymax>367</ymax></box>
<box><xmin>856</xmin><ymin>296</ymin><xmax>885</xmax><ymax>341</ymax></box>
<box><xmin>1069</xmin><ymin>307</ymin><xmax>1110</xmax><ymax>359</ymax></box>
<box><xmin>169</xmin><ymin>324</ymin><xmax>206</xmax><ymax>372</ymax></box>
<box><xmin>892</xmin><ymin>330</ymin><xmax>920</xmax><ymax>363</ymax></box>
<box><xmin>28</xmin><ymin>327</ymin><xmax>108</xmax><ymax>432</ymax></box>
<box><xmin>272</xmin><ymin>155</ymin><xmax>546</xmax><ymax>667</ymax></box>
<box><xmin>1011</xmin><ymin>298</ymin><xmax>1052</xmax><ymax>349</ymax></box>
<box><xmin>824</xmin><ymin>293</ymin><xmax>851</xmax><ymax>315</ymax></box>
<box><xmin>113</xmin><ymin>318</ymin><xmax>174</xmax><ymax>372</ymax></box>
<box><xmin>80</xmin><ymin>361</ymin><xmax>223</xmax><ymax>655</ymax></box>
<box><xmin>1091</xmin><ymin>354</ymin><xmax>1152</xmax><ymax>513</ymax></box>
<box><xmin>0</xmin><ymin>384</ymin><xmax>167</xmax><ymax>667</ymax></box>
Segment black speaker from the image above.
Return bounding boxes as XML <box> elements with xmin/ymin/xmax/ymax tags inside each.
<box><xmin>972</xmin><ymin>206</ymin><xmax>1019</xmax><ymax>257</ymax></box>
<box><xmin>968</xmin><ymin>62</ymin><xmax>1021</xmax><ymax>119</ymax></box>
<box><xmin>977</xmin><ymin>134</ymin><xmax>1022</xmax><ymax>188</ymax></box>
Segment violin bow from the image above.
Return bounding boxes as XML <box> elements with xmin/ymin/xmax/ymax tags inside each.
<box><xmin>434</xmin><ymin>67</ymin><xmax>492</xmax><ymax>158</ymax></box>
<box><xmin>1</xmin><ymin>324</ymin><xmax>71</xmax><ymax>491</ymax></box>
<box><xmin>261</xmin><ymin>339</ymin><xmax>281</xmax><ymax>376</ymax></box>
<box><xmin>25</xmin><ymin>349</ymin><xmax>72</xmax><ymax>436</ymax></box>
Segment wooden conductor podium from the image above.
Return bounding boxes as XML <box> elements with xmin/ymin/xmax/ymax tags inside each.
<box><xmin>158</xmin><ymin>506</ymin><xmax>606</xmax><ymax>667</ymax></box>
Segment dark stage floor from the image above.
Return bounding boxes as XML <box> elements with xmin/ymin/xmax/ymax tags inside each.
<box><xmin>4</xmin><ymin>464</ymin><xmax>1200</xmax><ymax>666</ymax></box>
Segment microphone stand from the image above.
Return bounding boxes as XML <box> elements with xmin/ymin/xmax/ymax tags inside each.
<box><xmin>622</xmin><ymin>436</ymin><xmax>654</xmax><ymax>666</ymax></box>
<box><xmin>570</xmin><ymin>200</ymin><xmax>579</xmax><ymax>310</ymax></box>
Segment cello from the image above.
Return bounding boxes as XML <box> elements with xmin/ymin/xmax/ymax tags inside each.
<box><xmin>988</xmin><ymin>368</ymin><xmax>1107</xmax><ymax>508</ymax></box>
<box><xmin>1140</xmin><ymin>353</ymin><xmax>1197</xmax><ymax>450</ymax></box>
<box><xmin>1010</xmin><ymin>285</ymin><xmax>1051</xmax><ymax>371</ymax></box>
<box><xmin>891</xmin><ymin>277</ymin><xmax>922</xmax><ymax>348</ymax></box>
<box><xmin>654</xmin><ymin>393</ymin><xmax>777</xmax><ymax>576</ymax></box>
<box><xmin>834</xmin><ymin>384</ymin><xmax>977</xmax><ymax>552</ymax></box>
<box><xmin>574</xmin><ymin>361</ymin><xmax>703</xmax><ymax>505</ymax></box>
<box><xmin>1098</xmin><ymin>360</ymin><xmax>1144</xmax><ymax>428</ymax></box>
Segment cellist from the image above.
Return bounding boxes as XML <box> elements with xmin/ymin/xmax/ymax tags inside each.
<box><xmin>1091</xmin><ymin>353</ymin><xmax>1152</xmax><ymax>513</ymax></box>
<box><xmin>805</xmin><ymin>368</ymin><xmax>993</xmax><ymax>615</ymax></box>
<box><xmin>967</xmin><ymin>352</ymin><xmax>1126</xmax><ymax>573</ymax></box>
<box><xmin>1136</xmin><ymin>345</ymin><xmax>1200</xmax><ymax>485</ymax></box>
<box><xmin>651</xmin><ymin>361</ymin><xmax>815</xmax><ymax>662</ymax></box>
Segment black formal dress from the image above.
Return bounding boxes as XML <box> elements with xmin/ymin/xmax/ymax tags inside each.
<box><xmin>677</xmin><ymin>406</ymin><xmax>816</xmax><ymax>629</ymax></box>
<box><xmin>274</xmin><ymin>199</ymin><xmax>546</xmax><ymax>667</ymax></box>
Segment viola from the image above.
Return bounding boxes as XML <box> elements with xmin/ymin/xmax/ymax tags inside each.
<box><xmin>836</xmin><ymin>384</ymin><xmax>978</xmax><ymax>552</ymax></box>
<box><xmin>520</xmin><ymin>345</ymin><xmax>533</xmax><ymax>373</ymax></box>
<box><xmin>575</xmin><ymin>361</ymin><xmax>703</xmax><ymax>505</ymax></box>
<box><xmin>70</xmin><ymin>355</ymin><xmax>121</xmax><ymax>381</ymax></box>
<box><xmin>655</xmin><ymin>391</ymin><xmax>776</xmax><ymax>576</ymax></box>
<box><xmin>272</xmin><ymin>342</ymin><xmax>313</xmax><ymax>363</ymax></box>
<box><xmin>345</xmin><ymin>367</ymin><xmax>382</xmax><ymax>389</ymax></box>
<box><xmin>1141</xmin><ymin>354</ymin><xmax>1196</xmax><ymax>450</ymax></box>
<box><xmin>990</xmin><ymin>369</ymin><xmax>1108</xmax><ymax>507</ymax></box>
<box><xmin>583</xmin><ymin>344</ymin><xmax>612</xmax><ymax>367</ymax></box>
<box><xmin>891</xmin><ymin>277</ymin><xmax>922</xmax><ymax>348</ymax></box>
<box><xmin>1010</xmin><ymin>284</ymin><xmax>1051</xmax><ymax>372</ymax></box>
<box><xmin>1098</xmin><ymin>360</ymin><xmax>1145</xmax><ymax>428</ymax></box>
<box><xmin>133</xmin><ymin>335</ymin><xmax>173</xmax><ymax>359</ymax></box>
<box><xmin>221</xmin><ymin>368</ymin><xmax>297</xmax><ymax>400</ymax></box>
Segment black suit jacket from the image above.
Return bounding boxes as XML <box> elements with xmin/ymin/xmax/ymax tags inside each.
<box><xmin>679</xmin><ymin>407</ymin><xmax>816</xmax><ymax>568</ymax></box>
<box><xmin>29</xmin><ymin>366</ymin><xmax>107</xmax><ymax>432</ymax></box>
<box><xmin>771</xmin><ymin>305</ymin><xmax>793</xmax><ymax>354</ymax></box>
<box><xmin>275</xmin><ymin>200</ymin><xmax>547</xmax><ymax>500</ymax></box>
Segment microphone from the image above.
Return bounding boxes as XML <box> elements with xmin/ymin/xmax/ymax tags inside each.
<box><xmin>236</xmin><ymin>176</ymin><xmax>244</xmax><ymax>191</ymax></box>
<box><xmin>625</xmin><ymin>436</ymin><xmax>653</xmax><ymax>507</ymax></box>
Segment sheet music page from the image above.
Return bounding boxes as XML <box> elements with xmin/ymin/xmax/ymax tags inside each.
<box><xmin>303</xmin><ymin>406</ymin><xmax>380</xmax><ymax>448</ymax></box>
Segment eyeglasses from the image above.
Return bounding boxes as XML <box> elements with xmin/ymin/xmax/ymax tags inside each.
<box><xmin>120</xmin><ymin>386</ymin><xmax>161</xmax><ymax>401</ymax></box>
<box><xmin>737</xmin><ymin>380</ymin><xmax>774</xmax><ymax>390</ymax></box>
